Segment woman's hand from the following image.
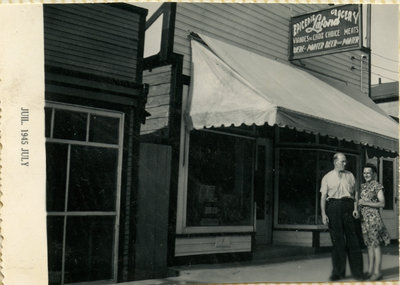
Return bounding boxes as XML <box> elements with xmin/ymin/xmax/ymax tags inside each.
<box><xmin>358</xmin><ymin>199</ymin><xmax>366</xmax><ymax>206</ymax></box>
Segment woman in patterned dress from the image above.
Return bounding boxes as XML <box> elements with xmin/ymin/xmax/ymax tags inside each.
<box><xmin>359</xmin><ymin>163</ymin><xmax>390</xmax><ymax>281</ymax></box>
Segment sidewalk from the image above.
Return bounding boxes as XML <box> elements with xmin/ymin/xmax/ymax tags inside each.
<box><xmin>120</xmin><ymin>244</ymin><xmax>399</xmax><ymax>284</ymax></box>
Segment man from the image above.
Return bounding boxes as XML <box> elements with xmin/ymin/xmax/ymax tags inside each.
<box><xmin>320</xmin><ymin>152</ymin><xmax>364</xmax><ymax>281</ymax></box>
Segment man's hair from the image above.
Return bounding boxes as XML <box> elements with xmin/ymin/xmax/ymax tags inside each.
<box><xmin>363</xmin><ymin>163</ymin><xmax>378</xmax><ymax>174</ymax></box>
<box><xmin>333</xmin><ymin>152</ymin><xmax>345</xmax><ymax>163</ymax></box>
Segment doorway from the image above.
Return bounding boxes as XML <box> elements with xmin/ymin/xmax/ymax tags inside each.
<box><xmin>380</xmin><ymin>157</ymin><xmax>399</xmax><ymax>240</ymax></box>
<box><xmin>254</xmin><ymin>138</ymin><xmax>273</xmax><ymax>245</ymax></box>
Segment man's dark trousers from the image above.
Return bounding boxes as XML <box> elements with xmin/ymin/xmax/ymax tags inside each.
<box><xmin>326</xmin><ymin>198</ymin><xmax>363</xmax><ymax>279</ymax></box>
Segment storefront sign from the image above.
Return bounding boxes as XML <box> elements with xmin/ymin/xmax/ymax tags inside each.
<box><xmin>289</xmin><ymin>5</ymin><xmax>362</xmax><ymax>60</ymax></box>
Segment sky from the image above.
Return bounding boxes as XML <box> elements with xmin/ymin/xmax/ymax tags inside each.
<box><xmin>132</xmin><ymin>3</ymin><xmax>399</xmax><ymax>85</ymax></box>
<box><xmin>370</xmin><ymin>5</ymin><xmax>399</xmax><ymax>84</ymax></box>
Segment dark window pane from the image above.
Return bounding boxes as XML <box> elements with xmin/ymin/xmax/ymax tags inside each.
<box><xmin>64</xmin><ymin>216</ymin><xmax>114</xmax><ymax>283</ymax></box>
<box><xmin>383</xmin><ymin>160</ymin><xmax>394</xmax><ymax>210</ymax></box>
<box><xmin>46</xmin><ymin>143</ymin><xmax>68</xmax><ymax>211</ymax></box>
<box><xmin>47</xmin><ymin>216</ymin><xmax>64</xmax><ymax>285</ymax></box>
<box><xmin>278</xmin><ymin>150</ymin><xmax>317</xmax><ymax>225</ymax></box>
<box><xmin>89</xmin><ymin>115</ymin><xmax>120</xmax><ymax>144</ymax></box>
<box><xmin>279</xmin><ymin>128</ymin><xmax>315</xmax><ymax>144</ymax></box>
<box><xmin>346</xmin><ymin>155</ymin><xmax>358</xmax><ymax>181</ymax></box>
<box><xmin>68</xmin><ymin>146</ymin><xmax>118</xmax><ymax>211</ymax></box>
<box><xmin>186</xmin><ymin>131</ymin><xmax>254</xmax><ymax>227</ymax></box>
<box><xmin>45</xmin><ymin>107</ymin><xmax>52</xmax><ymax>138</ymax></box>
<box><xmin>255</xmin><ymin>145</ymin><xmax>266</xmax><ymax>219</ymax></box>
<box><xmin>53</xmin><ymin>109</ymin><xmax>87</xmax><ymax>141</ymax></box>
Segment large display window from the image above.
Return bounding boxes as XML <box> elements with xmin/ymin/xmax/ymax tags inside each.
<box><xmin>276</xmin><ymin>148</ymin><xmax>359</xmax><ymax>227</ymax></box>
<box><xmin>186</xmin><ymin>130</ymin><xmax>254</xmax><ymax>227</ymax></box>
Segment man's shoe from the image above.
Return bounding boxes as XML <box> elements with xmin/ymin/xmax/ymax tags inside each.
<box><xmin>329</xmin><ymin>274</ymin><xmax>344</xmax><ymax>281</ymax></box>
<box><xmin>354</xmin><ymin>275</ymin><xmax>365</xmax><ymax>281</ymax></box>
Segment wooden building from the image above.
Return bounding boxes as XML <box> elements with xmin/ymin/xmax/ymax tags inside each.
<box><xmin>371</xmin><ymin>81</ymin><xmax>399</xmax><ymax>121</ymax></box>
<box><xmin>43</xmin><ymin>4</ymin><xmax>148</xmax><ymax>284</ymax></box>
<box><xmin>138</xmin><ymin>2</ymin><xmax>398</xmax><ymax>280</ymax></box>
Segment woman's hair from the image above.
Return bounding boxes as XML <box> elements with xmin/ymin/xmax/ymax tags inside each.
<box><xmin>363</xmin><ymin>163</ymin><xmax>378</xmax><ymax>174</ymax></box>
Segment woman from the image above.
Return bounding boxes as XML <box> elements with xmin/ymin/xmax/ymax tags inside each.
<box><xmin>359</xmin><ymin>163</ymin><xmax>390</xmax><ymax>281</ymax></box>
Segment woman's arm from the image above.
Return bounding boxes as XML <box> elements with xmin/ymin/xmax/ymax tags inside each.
<box><xmin>359</xmin><ymin>190</ymin><xmax>386</xmax><ymax>208</ymax></box>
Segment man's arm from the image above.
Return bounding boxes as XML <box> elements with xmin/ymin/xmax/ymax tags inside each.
<box><xmin>321</xmin><ymin>191</ymin><xmax>329</xmax><ymax>225</ymax></box>
<box><xmin>320</xmin><ymin>177</ymin><xmax>329</xmax><ymax>225</ymax></box>
<box><xmin>353</xmin><ymin>189</ymin><xmax>360</xmax><ymax>218</ymax></box>
<box><xmin>352</xmin><ymin>175</ymin><xmax>359</xmax><ymax>219</ymax></box>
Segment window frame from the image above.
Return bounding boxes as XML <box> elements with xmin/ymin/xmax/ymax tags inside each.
<box><xmin>177</xmin><ymin>128</ymin><xmax>256</xmax><ymax>234</ymax></box>
<box><xmin>176</xmin><ymin>86</ymin><xmax>255</xmax><ymax>234</ymax></box>
<box><xmin>274</xmin><ymin>146</ymin><xmax>361</xmax><ymax>230</ymax></box>
<box><xmin>45</xmin><ymin>101</ymin><xmax>125</xmax><ymax>285</ymax></box>
<box><xmin>379</xmin><ymin>157</ymin><xmax>397</xmax><ymax>211</ymax></box>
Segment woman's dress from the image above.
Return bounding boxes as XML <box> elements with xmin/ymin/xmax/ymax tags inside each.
<box><xmin>360</xmin><ymin>180</ymin><xmax>390</xmax><ymax>247</ymax></box>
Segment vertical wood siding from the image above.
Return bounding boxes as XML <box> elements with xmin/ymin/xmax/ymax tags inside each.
<box><xmin>44</xmin><ymin>4</ymin><xmax>141</xmax><ymax>81</ymax></box>
<box><xmin>174</xmin><ymin>3</ymin><xmax>368</xmax><ymax>92</ymax></box>
<box><xmin>141</xmin><ymin>65</ymin><xmax>173</xmax><ymax>137</ymax></box>
<box><xmin>135</xmin><ymin>143</ymin><xmax>172</xmax><ymax>279</ymax></box>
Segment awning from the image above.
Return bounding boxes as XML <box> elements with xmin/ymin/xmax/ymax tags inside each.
<box><xmin>187</xmin><ymin>34</ymin><xmax>399</xmax><ymax>153</ymax></box>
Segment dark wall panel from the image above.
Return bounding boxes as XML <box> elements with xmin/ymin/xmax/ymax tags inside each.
<box><xmin>135</xmin><ymin>143</ymin><xmax>172</xmax><ymax>280</ymax></box>
<box><xmin>44</xmin><ymin>4</ymin><xmax>142</xmax><ymax>81</ymax></box>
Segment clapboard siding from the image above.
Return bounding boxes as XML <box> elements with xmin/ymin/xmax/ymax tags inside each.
<box><xmin>45</xmin><ymin>48</ymin><xmax>138</xmax><ymax>75</ymax></box>
<box><xmin>45</xmin><ymin>52</ymin><xmax>132</xmax><ymax>80</ymax></box>
<box><xmin>181</xmin><ymin>4</ymin><xmax>290</xmax><ymax>46</ymax></box>
<box><xmin>174</xmin><ymin>4</ymin><xmax>290</xmax><ymax>64</ymax></box>
<box><xmin>44</xmin><ymin>27</ymin><xmax>139</xmax><ymax>57</ymax></box>
<box><xmin>141</xmin><ymin>65</ymin><xmax>173</xmax><ymax>135</ymax></box>
<box><xmin>45</xmin><ymin>40</ymin><xmax>138</xmax><ymax>69</ymax></box>
<box><xmin>301</xmin><ymin>55</ymin><xmax>367</xmax><ymax>91</ymax></box>
<box><xmin>44</xmin><ymin>4</ymin><xmax>142</xmax><ymax>81</ymax></box>
<box><xmin>51</xmin><ymin>4</ymin><xmax>141</xmax><ymax>27</ymax></box>
<box><xmin>175</xmin><ymin>235</ymin><xmax>252</xmax><ymax>256</ymax></box>
<box><xmin>44</xmin><ymin>8</ymin><xmax>140</xmax><ymax>40</ymax></box>
<box><xmin>174</xmin><ymin>3</ymin><xmax>367</xmax><ymax>90</ymax></box>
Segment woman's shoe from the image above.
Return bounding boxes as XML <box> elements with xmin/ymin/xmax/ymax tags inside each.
<box><xmin>370</xmin><ymin>273</ymin><xmax>383</xmax><ymax>281</ymax></box>
<box><xmin>364</xmin><ymin>272</ymin><xmax>372</xmax><ymax>279</ymax></box>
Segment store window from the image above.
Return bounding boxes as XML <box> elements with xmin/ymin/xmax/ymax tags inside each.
<box><xmin>186</xmin><ymin>130</ymin><xmax>254</xmax><ymax>227</ymax></box>
<box><xmin>278</xmin><ymin>150</ymin><xmax>317</xmax><ymax>225</ymax></box>
<box><xmin>277</xmin><ymin>149</ymin><xmax>358</xmax><ymax>226</ymax></box>
<box><xmin>381</xmin><ymin>159</ymin><xmax>394</xmax><ymax>210</ymax></box>
<box><xmin>45</xmin><ymin>103</ymin><xmax>123</xmax><ymax>285</ymax></box>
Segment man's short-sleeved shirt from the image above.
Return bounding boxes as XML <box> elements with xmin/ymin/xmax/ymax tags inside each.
<box><xmin>320</xmin><ymin>170</ymin><xmax>355</xmax><ymax>199</ymax></box>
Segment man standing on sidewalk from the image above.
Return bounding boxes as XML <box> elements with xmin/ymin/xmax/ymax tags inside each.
<box><xmin>320</xmin><ymin>152</ymin><xmax>364</xmax><ymax>281</ymax></box>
